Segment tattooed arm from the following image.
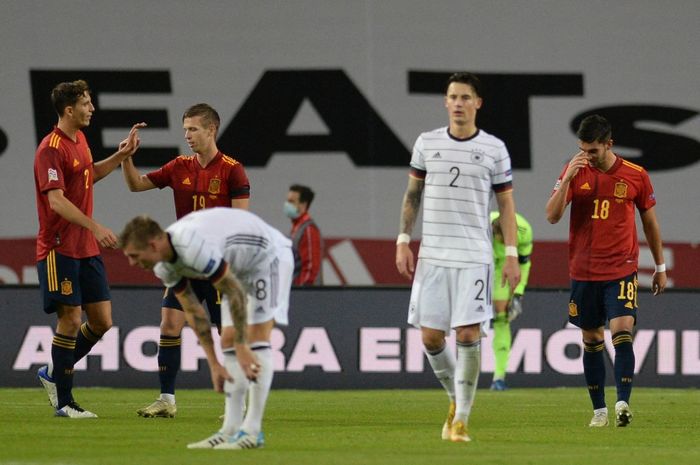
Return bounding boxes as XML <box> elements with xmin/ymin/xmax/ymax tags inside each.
<box><xmin>212</xmin><ymin>266</ymin><xmax>260</xmax><ymax>381</ymax></box>
<box><xmin>395</xmin><ymin>175</ymin><xmax>424</xmax><ymax>280</ymax></box>
<box><xmin>175</xmin><ymin>280</ymin><xmax>233</xmax><ymax>391</ymax></box>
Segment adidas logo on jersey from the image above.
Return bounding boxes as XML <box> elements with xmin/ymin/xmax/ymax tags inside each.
<box><xmin>432</xmin><ymin>152</ymin><xmax>441</xmax><ymax>159</ymax></box>
<box><xmin>255</xmin><ymin>306</ymin><xmax>265</xmax><ymax>314</ymax></box>
<box><xmin>182</xmin><ymin>177</ymin><xmax>192</xmax><ymax>185</ymax></box>
<box><xmin>580</xmin><ymin>182</ymin><xmax>591</xmax><ymax>190</ymax></box>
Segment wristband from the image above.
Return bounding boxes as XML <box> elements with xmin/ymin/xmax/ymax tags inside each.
<box><xmin>505</xmin><ymin>246</ymin><xmax>518</xmax><ymax>257</ymax></box>
<box><xmin>396</xmin><ymin>233</ymin><xmax>411</xmax><ymax>245</ymax></box>
<box><xmin>655</xmin><ymin>263</ymin><xmax>666</xmax><ymax>273</ymax></box>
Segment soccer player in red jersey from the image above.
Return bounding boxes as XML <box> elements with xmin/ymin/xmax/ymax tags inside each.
<box><xmin>121</xmin><ymin>103</ymin><xmax>250</xmax><ymax>418</ymax></box>
<box><xmin>34</xmin><ymin>79</ymin><xmax>145</xmax><ymax>418</ymax></box>
<box><xmin>546</xmin><ymin>114</ymin><xmax>666</xmax><ymax>428</ymax></box>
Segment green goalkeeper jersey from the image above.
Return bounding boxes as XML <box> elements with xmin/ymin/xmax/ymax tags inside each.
<box><xmin>491</xmin><ymin>211</ymin><xmax>533</xmax><ymax>296</ymax></box>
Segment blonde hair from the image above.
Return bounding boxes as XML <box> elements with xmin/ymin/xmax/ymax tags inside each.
<box><xmin>118</xmin><ymin>215</ymin><xmax>164</xmax><ymax>249</ymax></box>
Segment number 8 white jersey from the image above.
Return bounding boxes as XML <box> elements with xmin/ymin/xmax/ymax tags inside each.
<box><xmin>410</xmin><ymin>127</ymin><xmax>513</xmax><ymax>268</ymax></box>
<box><xmin>154</xmin><ymin>207</ymin><xmax>292</xmax><ymax>291</ymax></box>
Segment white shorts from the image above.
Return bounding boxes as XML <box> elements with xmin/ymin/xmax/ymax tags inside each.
<box><xmin>221</xmin><ymin>247</ymin><xmax>294</xmax><ymax>328</ymax></box>
<box><xmin>407</xmin><ymin>260</ymin><xmax>493</xmax><ymax>332</ymax></box>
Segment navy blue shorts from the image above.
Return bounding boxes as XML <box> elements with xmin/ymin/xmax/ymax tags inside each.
<box><xmin>162</xmin><ymin>279</ymin><xmax>221</xmax><ymax>326</ymax></box>
<box><xmin>37</xmin><ymin>251</ymin><xmax>111</xmax><ymax>314</ymax></box>
<box><xmin>568</xmin><ymin>272</ymin><xmax>638</xmax><ymax>330</ymax></box>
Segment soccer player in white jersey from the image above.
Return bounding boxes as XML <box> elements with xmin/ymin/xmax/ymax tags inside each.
<box><xmin>395</xmin><ymin>72</ymin><xmax>521</xmax><ymax>442</ymax></box>
<box><xmin>119</xmin><ymin>207</ymin><xmax>294</xmax><ymax>450</ymax></box>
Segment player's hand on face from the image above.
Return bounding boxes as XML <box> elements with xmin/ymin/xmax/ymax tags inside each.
<box><xmin>93</xmin><ymin>224</ymin><xmax>118</xmax><ymax>249</ymax></box>
<box><xmin>563</xmin><ymin>151</ymin><xmax>590</xmax><ymax>182</ymax></box>
<box><xmin>652</xmin><ymin>271</ymin><xmax>667</xmax><ymax>296</ymax></box>
<box><xmin>210</xmin><ymin>362</ymin><xmax>233</xmax><ymax>393</ymax></box>
<box><xmin>395</xmin><ymin>244</ymin><xmax>415</xmax><ymax>280</ymax></box>
<box><xmin>235</xmin><ymin>344</ymin><xmax>261</xmax><ymax>381</ymax></box>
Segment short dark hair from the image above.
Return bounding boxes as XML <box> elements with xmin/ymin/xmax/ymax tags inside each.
<box><xmin>51</xmin><ymin>80</ymin><xmax>90</xmax><ymax>117</ymax></box>
<box><xmin>576</xmin><ymin>115</ymin><xmax>612</xmax><ymax>143</ymax></box>
<box><xmin>289</xmin><ymin>184</ymin><xmax>315</xmax><ymax>208</ymax></box>
<box><xmin>183</xmin><ymin>103</ymin><xmax>220</xmax><ymax>133</ymax></box>
<box><xmin>446</xmin><ymin>72</ymin><xmax>481</xmax><ymax>97</ymax></box>
<box><xmin>118</xmin><ymin>215</ymin><xmax>164</xmax><ymax>250</ymax></box>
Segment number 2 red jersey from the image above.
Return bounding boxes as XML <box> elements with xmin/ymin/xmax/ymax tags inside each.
<box><xmin>552</xmin><ymin>155</ymin><xmax>656</xmax><ymax>281</ymax></box>
<box><xmin>34</xmin><ymin>127</ymin><xmax>99</xmax><ymax>260</ymax></box>
<box><xmin>146</xmin><ymin>151</ymin><xmax>250</xmax><ymax>219</ymax></box>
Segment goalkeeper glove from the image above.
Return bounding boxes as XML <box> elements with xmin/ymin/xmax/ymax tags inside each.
<box><xmin>507</xmin><ymin>295</ymin><xmax>523</xmax><ymax>322</ymax></box>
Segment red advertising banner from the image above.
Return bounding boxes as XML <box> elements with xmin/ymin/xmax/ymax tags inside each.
<box><xmin>1</xmin><ymin>238</ymin><xmax>697</xmax><ymax>288</ymax></box>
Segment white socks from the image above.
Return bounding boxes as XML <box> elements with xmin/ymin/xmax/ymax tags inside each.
<box><xmin>221</xmin><ymin>349</ymin><xmax>249</xmax><ymax>436</ymax></box>
<box><xmin>240</xmin><ymin>342</ymin><xmax>273</xmax><ymax>436</ymax></box>
<box><xmin>220</xmin><ymin>342</ymin><xmax>273</xmax><ymax>437</ymax></box>
<box><xmin>159</xmin><ymin>393</ymin><xmax>175</xmax><ymax>404</ymax></box>
<box><xmin>425</xmin><ymin>344</ymin><xmax>456</xmax><ymax>402</ymax></box>
<box><xmin>454</xmin><ymin>340</ymin><xmax>481</xmax><ymax>425</ymax></box>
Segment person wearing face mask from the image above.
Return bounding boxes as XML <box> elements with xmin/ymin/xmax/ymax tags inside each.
<box><xmin>285</xmin><ymin>184</ymin><xmax>323</xmax><ymax>286</ymax></box>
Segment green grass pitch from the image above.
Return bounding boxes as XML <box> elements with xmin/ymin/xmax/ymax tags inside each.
<box><xmin>1</xmin><ymin>387</ymin><xmax>698</xmax><ymax>465</ymax></box>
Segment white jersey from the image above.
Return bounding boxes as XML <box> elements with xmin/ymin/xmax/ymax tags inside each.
<box><xmin>410</xmin><ymin>127</ymin><xmax>512</xmax><ymax>268</ymax></box>
<box><xmin>154</xmin><ymin>207</ymin><xmax>292</xmax><ymax>294</ymax></box>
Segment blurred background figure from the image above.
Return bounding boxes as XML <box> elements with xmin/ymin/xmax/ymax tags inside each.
<box><xmin>489</xmin><ymin>211</ymin><xmax>533</xmax><ymax>391</ymax></box>
<box><xmin>285</xmin><ymin>184</ymin><xmax>323</xmax><ymax>286</ymax></box>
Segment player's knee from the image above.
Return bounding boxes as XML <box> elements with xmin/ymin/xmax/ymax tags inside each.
<box><xmin>58</xmin><ymin>314</ymin><xmax>83</xmax><ymax>334</ymax></box>
<box><xmin>89</xmin><ymin>318</ymin><xmax>112</xmax><ymax>335</ymax></box>
<box><xmin>422</xmin><ymin>334</ymin><xmax>445</xmax><ymax>352</ymax></box>
<box><xmin>160</xmin><ymin>320</ymin><xmax>184</xmax><ymax>336</ymax></box>
<box><xmin>160</xmin><ymin>308</ymin><xmax>186</xmax><ymax>335</ymax></box>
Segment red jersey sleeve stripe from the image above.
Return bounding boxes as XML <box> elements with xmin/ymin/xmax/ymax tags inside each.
<box><xmin>409</xmin><ymin>167</ymin><xmax>426</xmax><ymax>179</ymax></box>
<box><xmin>230</xmin><ymin>188</ymin><xmax>251</xmax><ymax>198</ymax></box>
<box><xmin>622</xmin><ymin>160</ymin><xmax>644</xmax><ymax>172</ymax></box>
<box><xmin>49</xmin><ymin>134</ymin><xmax>60</xmax><ymax>148</ymax></box>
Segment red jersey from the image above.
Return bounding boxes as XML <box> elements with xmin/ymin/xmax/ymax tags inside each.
<box><xmin>552</xmin><ymin>155</ymin><xmax>656</xmax><ymax>281</ymax></box>
<box><xmin>34</xmin><ymin>127</ymin><xmax>99</xmax><ymax>261</ymax></box>
<box><xmin>291</xmin><ymin>212</ymin><xmax>323</xmax><ymax>286</ymax></box>
<box><xmin>146</xmin><ymin>152</ymin><xmax>250</xmax><ymax>219</ymax></box>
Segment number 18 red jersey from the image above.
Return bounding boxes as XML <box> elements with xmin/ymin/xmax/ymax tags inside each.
<box><xmin>552</xmin><ymin>155</ymin><xmax>656</xmax><ymax>281</ymax></box>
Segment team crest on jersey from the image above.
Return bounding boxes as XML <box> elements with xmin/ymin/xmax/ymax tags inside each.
<box><xmin>48</xmin><ymin>168</ymin><xmax>58</xmax><ymax>182</ymax></box>
<box><xmin>470</xmin><ymin>150</ymin><xmax>485</xmax><ymax>163</ymax></box>
<box><xmin>208</xmin><ymin>179</ymin><xmax>221</xmax><ymax>194</ymax></box>
<box><xmin>568</xmin><ymin>301</ymin><xmax>578</xmax><ymax>317</ymax></box>
<box><xmin>60</xmin><ymin>279</ymin><xmax>73</xmax><ymax>296</ymax></box>
<box><xmin>614</xmin><ymin>182</ymin><xmax>628</xmax><ymax>199</ymax></box>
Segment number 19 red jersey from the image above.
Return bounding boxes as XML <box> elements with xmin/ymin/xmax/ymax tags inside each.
<box><xmin>552</xmin><ymin>155</ymin><xmax>656</xmax><ymax>281</ymax></box>
<box><xmin>146</xmin><ymin>151</ymin><xmax>250</xmax><ymax>219</ymax></box>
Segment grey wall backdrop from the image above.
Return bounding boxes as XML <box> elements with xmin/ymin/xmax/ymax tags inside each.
<box><xmin>0</xmin><ymin>0</ymin><xmax>698</xmax><ymax>243</ymax></box>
